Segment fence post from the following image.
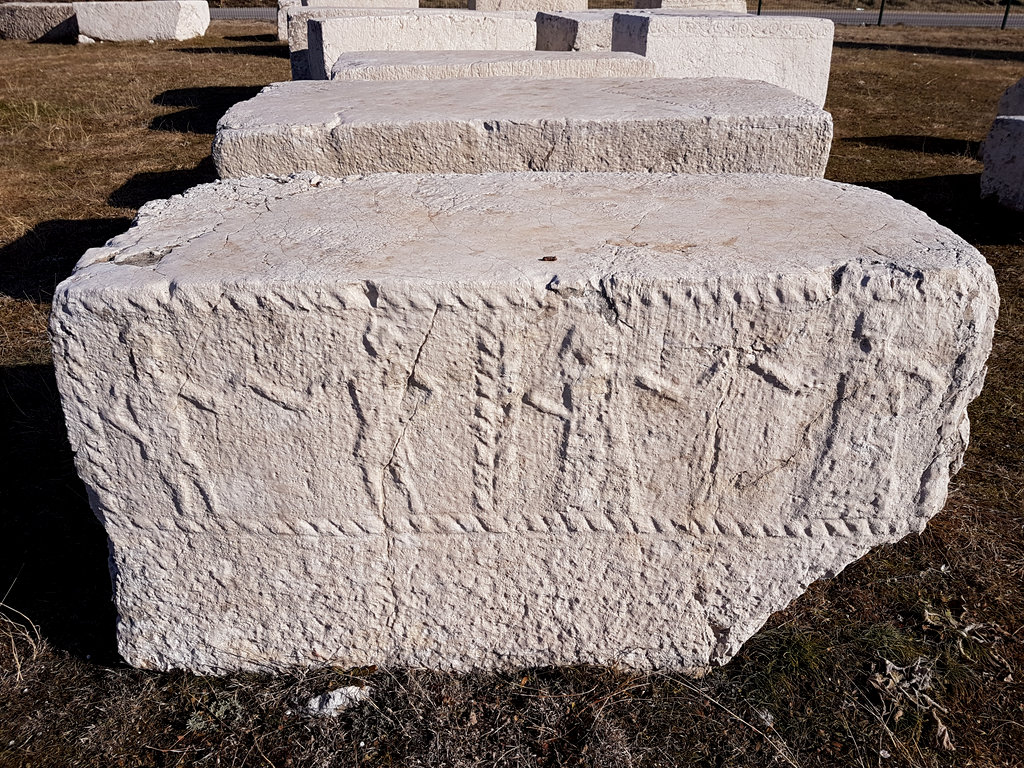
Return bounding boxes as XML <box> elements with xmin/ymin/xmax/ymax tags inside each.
<box><xmin>756</xmin><ymin>0</ymin><xmax>762</xmax><ymax>15</ymax></box>
<box><xmin>1002</xmin><ymin>0</ymin><xmax>1011</xmax><ymax>29</ymax></box>
<box><xmin>877</xmin><ymin>0</ymin><xmax>886</xmax><ymax>26</ymax></box>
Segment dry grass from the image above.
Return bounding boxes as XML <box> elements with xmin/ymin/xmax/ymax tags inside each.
<box><xmin>1</xmin><ymin>20</ymin><xmax>1023</xmax><ymax>768</ymax></box>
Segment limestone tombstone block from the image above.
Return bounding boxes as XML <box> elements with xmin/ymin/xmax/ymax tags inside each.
<box><xmin>634</xmin><ymin>0</ymin><xmax>746</xmax><ymax>8</ymax></box>
<box><xmin>51</xmin><ymin>171</ymin><xmax>997</xmax><ymax>673</ymax></box>
<box><xmin>306</xmin><ymin>11</ymin><xmax>538</xmax><ymax>79</ymax></box>
<box><xmin>213</xmin><ymin>77</ymin><xmax>832</xmax><ymax>177</ymax></box>
<box><xmin>0</xmin><ymin>2</ymin><xmax>78</xmax><ymax>41</ymax></box>
<box><xmin>329</xmin><ymin>50</ymin><xmax>655</xmax><ymax>80</ymax></box>
<box><xmin>536</xmin><ymin>7</ymin><xmax>745</xmax><ymax>52</ymax></box>
<box><xmin>277</xmin><ymin>0</ymin><xmax>419</xmax><ymax>42</ymax></box>
<box><xmin>611</xmin><ymin>10</ymin><xmax>833</xmax><ymax>107</ymax></box>
<box><xmin>468</xmin><ymin>0</ymin><xmax>587</xmax><ymax>11</ymax></box>
<box><xmin>981</xmin><ymin>78</ymin><xmax>1024</xmax><ymax>211</ymax></box>
<box><xmin>72</xmin><ymin>0</ymin><xmax>210</xmax><ymax>41</ymax></box>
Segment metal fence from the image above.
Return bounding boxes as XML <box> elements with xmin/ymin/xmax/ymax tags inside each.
<box><xmin>751</xmin><ymin>0</ymin><xmax>1023</xmax><ymax>28</ymax></box>
<box><xmin>208</xmin><ymin>1</ymin><xmax>1024</xmax><ymax>28</ymax></box>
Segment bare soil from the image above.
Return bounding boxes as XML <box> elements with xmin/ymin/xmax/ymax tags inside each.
<box><xmin>0</xmin><ymin>20</ymin><xmax>1022</xmax><ymax>768</ymax></box>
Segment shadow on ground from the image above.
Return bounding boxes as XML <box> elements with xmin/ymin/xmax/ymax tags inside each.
<box><xmin>834</xmin><ymin>40</ymin><xmax>1024</xmax><ymax>62</ymax></box>
<box><xmin>862</xmin><ymin>172</ymin><xmax>1024</xmax><ymax>246</ymax></box>
<box><xmin>0</xmin><ymin>218</ymin><xmax>133</xmax><ymax>303</ymax></box>
<box><xmin>851</xmin><ymin>134</ymin><xmax>982</xmax><ymax>158</ymax></box>
<box><xmin>150</xmin><ymin>85</ymin><xmax>265</xmax><ymax>134</ymax></box>
<box><xmin>109</xmin><ymin>156</ymin><xmax>218</xmax><ymax>208</ymax></box>
<box><xmin>0</xmin><ymin>363</ymin><xmax>117</xmax><ymax>663</ymax></box>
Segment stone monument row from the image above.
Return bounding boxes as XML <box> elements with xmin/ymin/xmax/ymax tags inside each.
<box><xmin>41</xmin><ymin>0</ymin><xmax>997</xmax><ymax>673</ymax></box>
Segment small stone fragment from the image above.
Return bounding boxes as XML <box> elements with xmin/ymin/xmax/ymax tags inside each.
<box><xmin>305</xmin><ymin>686</ymin><xmax>372</xmax><ymax>715</ymax></box>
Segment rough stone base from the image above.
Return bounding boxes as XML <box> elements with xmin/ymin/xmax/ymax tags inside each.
<box><xmin>306</xmin><ymin>11</ymin><xmax>538</xmax><ymax>79</ymax></box>
<box><xmin>72</xmin><ymin>0</ymin><xmax>210</xmax><ymax>41</ymax></box>
<box><xmin>213</xmin><ymin>77</ymin><xmax>832</xmax><ymax>177</ymax></box>
<box><xmin>329</xmin><ymin>50</ymin><xmax>655</xmax><ymax>80</ymax></box>
<box><xmin>981</xmin><ymin>116</ymin><xmax>1024</xmax><ymax>211</ymax></box>
<box><xmin>611</xmin><ymin>11</ymin><xmax>833</xmax><ymax>107</ymax></box>
<box><xmin>51</xmin><ymin>172</ymin><xmax>997</xmax><ymax>673</ymax></box>
<box><xmin>0</xmin><ymin>2</ymin><xmax>78</xmax><ymax>41</ymax></box>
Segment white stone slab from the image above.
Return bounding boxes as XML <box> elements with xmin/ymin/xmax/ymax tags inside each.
<box><xmin>51</xmin><ymin>171</ymin><xmax>998</xmax><ymax>673</ymax></box>
<box><xmin>307</xmin><ymin>11</ymin><xmax>538</xmax><ymax>80</ymax></box>
<box><xmin>611</xmin><ymin>11</ymin><xmax>833</xmax><ymax>107</ymax></box>
<box><xmin>635</xmin><ymin>0</ymin><xmax>746</xmax><ymax>8</ymax></box>
<box><xmin>277</xmin><ymin>0</ymin><xmax>419</xmax><ymax>42</ymax></box>
<box><xmin>0</xmin><ymin>2</ymin><xmax>77</xmax><ymax>41</ymax></box>
<box><xmin>72</xmin><ymin>0</ymin><xmax>209</xmax><ymax>41</ymax></box>
<box><xmin>468</xmin><ymin>0</ymin><xmax>587</xmax><ymax>11</ymax></box>
<box><xmin>997</xmin><ymin>77</ymin><xmax>1024</xmax><ymax>116</ymax></box>
<box><xmin>213</xmin><ymin>77</ymin><xmax>831</xmax><ymax>177</ymax></box>
<box><xmin>981</xmin><ymin>78</ymin><xmax>1024</xmax><ymax>210</ymax></box>
<box><xmin>330</xmin><ymin>50</ymin><xmax>655</xmax><ymax>80</ymax></box>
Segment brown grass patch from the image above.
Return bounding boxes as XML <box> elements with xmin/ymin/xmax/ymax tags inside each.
<box><xmin>0</xmin><ymin>19</ymin><xmax>1022</xmax><ymax>768</ymax></box>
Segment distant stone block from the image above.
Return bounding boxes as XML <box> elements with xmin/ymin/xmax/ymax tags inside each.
<box><xmin>277</xmin><ymin>0</ymin><xmax>419</xmax><ymax>42</ymax></box>
<box><xmin>0</xmin><ymin>2</ymin><xmax>77</xmax><ymax>42</ymax></box>
<box><xmin>306</xmin><ymin>11</ymin><xmax>538</xmax><ymax>79</ymax></box>
<box><xmin>468</xmin><ymin>0</ymin><xmax>587</xmax><ymax>11</ymax></box>
<box><xmin>634</xmin><ymin>0</ymin><xmax>746</xmax><ymax>8</ymax></box>
<box><xmin>982</xmin><ymin>78</ymin><xmax>1024</xmax><ymax>211</ymax></box>
<box><xmin>330</xmin><ymin>50</ymin><xmax>655</xmax><ymax>80</ymax></box>
<box><xmin>286</xmin><ymin>8</ymin><xmax>420</xmax><ymax>80</ymax></box>
<box><xmin>213</xmin><ymin>77</ymin><xmax>832</xmax><ymax>177</ymax></box>
<box><xmin>72</xmin><ymin>0</ymin><xmax>210</xmax><ymax>41</ymax></box>
<box><xmin>612</xmin><ymin>11</ymin><xmax>833</xmax><ymax>107</ymax></box>
<box><xmin>51</xmin><ymin>172</ymin><xmax>997</xmax><ymax>673</ymax></box>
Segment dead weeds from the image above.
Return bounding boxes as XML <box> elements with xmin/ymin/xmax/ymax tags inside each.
<box><xmin>1</xmin><ymin>19</ymin><xmax>1023</xmax><ymax>768</ymax></box>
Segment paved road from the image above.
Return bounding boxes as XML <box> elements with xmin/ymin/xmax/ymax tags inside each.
<box><xmin>209</xmin><ymin>5</ymin><xmax>1023</xmax><ymax>28</ymax></box>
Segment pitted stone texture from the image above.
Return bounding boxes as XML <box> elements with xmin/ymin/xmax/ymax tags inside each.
<box><xmin>277</xmin><ymin>0</ymin><xmax>419</xmax><ymax>41</ymax></box>
<box><xmin>981</xmin><ymin>78</ymin><xmax>1024</xmax><ymax>210</ymax></box>
<box><xmin>307</xmin><ymin>11</ymin><xmax>538</xmax><ymax>79</ymax></box>
<box><xmin>213</xmin><ymin>77</ymin><xmax>832</xmax><ymax>177</ymax></box>
<box><xmin>612</xmin><ymin>11</ymin><xmax>833</xmax><ymax>107</ymax></box>
<box><xmin>72</xmin><ymin>0</ymin><xmax>209</xmax><ymax>41</ymax></box>
<box><xmin>330</xmin><ymin>50</ymin><xmax>655</xmax><ymax>80</ymax></box>
<box><xmin>468</xmin><ymin>0</ymin><xmax>586</xmax><ymax>10</ymax></box>
<box><xmin>51</xmin><ymin>171</ymin><xmax>997</xmax><ymax>673</ymax></box>
<box><xmin>635</xmin><ymin>0</ymin><xmax>745</xmax><ymax>8</ymax></box>
<box><xmin>0</xmin><ymin>2</ymin><xmax>77</xmax><ymax>41</ymax></box>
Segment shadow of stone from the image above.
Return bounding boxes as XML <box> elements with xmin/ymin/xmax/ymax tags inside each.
<box><xmin>150</xmin><ymin>86</ymin><xmax>265</xmax><ymax>134</ymax></box>
<box><xmin>863</xmin><ymin>172</ymin><xmax>1024</xmax><ymax>246</ymax></box>
<box><xmin>0</xmin><ymin>363</ymin><xmax>118</xmax><ymax>663</ymax></box>
<box><xmin>834</xmin><ymin>40</ymin><xmax>1024</xmax><ymax>63</ymax></box>
<box><xmin>851</xmin><ymin>135</ymin><xmax>982</xmax><ymax>159</ymax></box>
<box><xmin>224</xmin><ymin>33</ymin><xmax>278</xmax><ymax>43</ymax></box>
<box><xmin>0</xmin><ymin>217</ymin><xmax>132</xmax><ymax>303</ymax></box>
<box><xmin>108</xmin><ymin>156</ymin><xmax>217</xmax><ymax>209</ymax></box>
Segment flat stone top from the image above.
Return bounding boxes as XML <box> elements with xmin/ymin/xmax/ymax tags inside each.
<box><xmin>330</xmin><ymin>49</ymin><xmax>651</xmax><ymax>67</ymax></box>
<box><xmin>615</xmin><ymin>9</ymin><xmax>833</xmax><ymax>35</ymax></box>
<box><xmin>72</xmin><ymin>173</ymin><xmax>979</xmax><ymax>295</ymax></box>
<box><xmin>220</xmin><ymin>77</ymin><xmax>823</xmax><ymax>130</ymax></box>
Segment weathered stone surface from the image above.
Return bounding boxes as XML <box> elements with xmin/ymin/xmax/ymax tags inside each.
<box><xmin>0</xmin><ymin>2</ymin><xmax>77</xmax><ymax>41</ymax></box>
<box><xmin>72</xmin><ymin>0</ymin><xmax>209</xmax><ymax>41</ymax></box>
<box><xmin>330</xmin><ymin>50</ymin><xmax>655</xmax><ymax>80</ymax></box>
<box><xmin>214</xmin><ymin>77</ymin><xmax>832</xmax><ymax>177</ymax></box>
<box><xmin>981</xmin><ymin>78</ymin><xmax>1024</xmax><ymax>210</ymax></box>
<box><xmin>634</xmin><ymin>0</ymin><xmax>745</xmax><ymax>8</ymax></box>
<box><xmin>536</xmin><ymin>7</ymin><xmax>746</xmax><ymax>52</ymax></box>
<box><xmin>51</xmin><ymin>171</ymin><xmax>997</xmax><ymax>673</ymax></box>
<box><xmin>307</xmin><ymin>11</ymin><xmax>538</xmax><ymax>79</ymax></box>
<box><xmin>468</xmin><ymin>0</ymin><xmax>587</xmax><ymax>11</ymax></box>
<box><xmin>611</xmin><ymin>11</ymin><xmax>833</xmax><ymax>107</ymax></box>
<box><xmin>277</xmin><ymin>0</ymin><xmax>419</xmax><ymax>42</ymax></box>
